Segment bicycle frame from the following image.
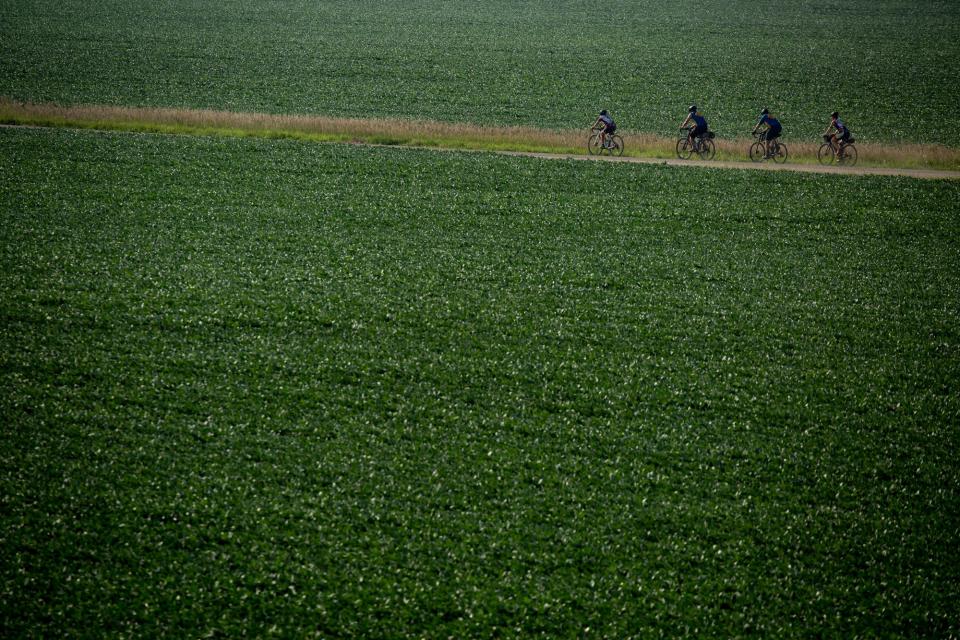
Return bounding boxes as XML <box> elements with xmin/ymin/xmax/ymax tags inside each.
<box><xmin>677</xmin><ymin>127</ymin><xmax>715</xmax><ymax>160</ymax></box>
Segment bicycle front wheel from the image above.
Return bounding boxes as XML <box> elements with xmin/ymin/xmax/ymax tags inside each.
<box><xmin>817</xmin><ymin>143</ymin><xmax>835</xmax><ymax>165</ymax></box>
<box><xmin>749</xmin><ymin>141</ymin><xmax>766</xmax><ymax>162</ymax></box>
<box><xmin>839</xmin><ymin>144</ymin><xmax>857</xmax><ymax>166</ymax></box>
<box><xmin>588</xmin><ymin>133</ymin><xmax>602</xmax><ymax>156</ymax></box>
<box><xmin>676</xmin><ymin>138</ymin><xmax>692</xmax><ymax>160</ymax></box>
<box><xmin>698</xmin><ymin>138</ymin><xmax>715</xmax><ymax>160</ymax></box>
<box><xmin>772</xmin><ymin>142</ymin><xmax>788</xmax><ymax>164</ymax></box>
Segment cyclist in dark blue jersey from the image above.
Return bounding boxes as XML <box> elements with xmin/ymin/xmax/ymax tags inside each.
<box><xmin>752</xmin><ymin>108</ymin><xmax>782</xmax><ymax>158</ymax></box>
<box><xmin>591</xmin><ymin>110</ymin><xmax>617</xmax><ymax>149</ymax></box>
<box><xmin>680</xmin><ymin>105</ymin><xmax>708</xmax><ymax>149</ymax></box>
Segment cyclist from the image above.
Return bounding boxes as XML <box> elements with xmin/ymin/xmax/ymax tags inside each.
<box><xmin>824</xmin><ymin>111</ymin><xmax>851</xmax><ymax>156</ymax></box>
<box><xmin>752</xmin><ymin>108</ymin><xmax>782</xmax><ymax>158</ymax></box>
<box><xmin>592</xmin><ymin>110</ymin><xmax>617</xmax><ymax>149</ymax></box>
<box><xmin>680</xmin><ymin>105</ymin><xmax>708</xmax><ymax>150</ymax></box>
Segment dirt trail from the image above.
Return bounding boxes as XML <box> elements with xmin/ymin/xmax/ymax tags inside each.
<box><xmin>500</xmin><ymin>151</ymin><xmax>960</xmax><ymax>181</ymax></box>
<box><xmin>3</xmin><ymin>121</ymin><xmax>958</xmax><ymax>180</ymax></box>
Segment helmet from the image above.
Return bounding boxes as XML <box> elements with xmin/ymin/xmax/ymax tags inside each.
<box><xmin>688</xmin><ymin>105</ymin><xmax>697</xmax><ymax>113</ymax></box>
<box><xmin>761</xmin><ymin>107</ymin><xmax>769</xmax><ymax>115</ymax></box>
<box><xmin>831</xmin><ymin>111</ymin><xmax>839</xmax><ymax>119</ymax></box>
<box><xmin>600</xmin><ymin>109</ymin><xmax>608</xmax><ymax>116</ymax></box>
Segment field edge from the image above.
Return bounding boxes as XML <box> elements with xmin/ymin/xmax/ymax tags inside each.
<box><xmin>3</xmin><ymin>96</ymin><xmax>960</xmax><ymax>174</ymax></box>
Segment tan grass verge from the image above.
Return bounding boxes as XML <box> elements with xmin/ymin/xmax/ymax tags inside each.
<box><xmin>0</xmin><ymin>96</ymin><xmax>587</xmax><ymax>151</ymax></box>
<box><xmin>709</xmin><ymin>137</ymin><xmax>960</xmax><ymax>170</ymax></box>
<box><xmin>2</xmin><ymin>97</ymin><xmax>959</xmax><ymax>171</ymax></box>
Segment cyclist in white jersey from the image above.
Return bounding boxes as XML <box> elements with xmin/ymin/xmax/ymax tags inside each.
<box><xmin>824</xmin><ymin>111</ymin><xmax>851</xmax><ymax>154</ymax></box>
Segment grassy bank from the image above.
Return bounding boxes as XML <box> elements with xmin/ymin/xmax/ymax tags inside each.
<box><xmin>4</xmin><ymin>98</ymin><xmax>960</xmax><ymax>171</ymax></box>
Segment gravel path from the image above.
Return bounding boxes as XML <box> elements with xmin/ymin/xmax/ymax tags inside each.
<box><xmin>4</xmin><ymin>123</ymin><xmax>958</xmax><ymax>180</ymax></box>
<box><xmin>502</xmin><ymin>150</ymin><xmax>960</xmax><ymax>180</ymax></box>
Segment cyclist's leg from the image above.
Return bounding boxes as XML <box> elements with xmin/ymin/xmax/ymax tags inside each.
<box><xmin>691</xmin><ymin>125</ymin><xmax>703</xmax><ymax>149</ymax></box>
<box><xmin>838</xmin><ymin>132</ymin><xmax>850</xmax><ymax>158</ymax></box>
<box><xmin>767</xmin><ymin>129</ymin><xmax>780</xmax><ymax>156</ymax></box>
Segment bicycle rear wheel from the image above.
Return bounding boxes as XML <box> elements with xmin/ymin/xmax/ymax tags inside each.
<box><xmin>676</xmin><ymin>138</ymin><xmax>693</xmax><ymax>160</ymax></box>
<box><xmin>609</xmin><ymin>135</ymin><xmax>624</xmax><ymax>157</ymax></box>
<box><xmin>817</xmin><ymin>143</ymin><xmax>835</xmax><ymax>165</ymax></box>
<box><xmin>839</xmin><ymin>144</ymin><xmax>857</xmax><ymax>165</ymax></box>
<box><xmin>772</xmin><ymin>142</ymin><xmax>788</xmax><ymax>164</ymax></box>
<box><xmin>749</xmin><ymin>141</ymin><xmax>766</xmax><ymax>162</ymax></box>
<box><xmin>698</xmin><ymin>138</ymin><xmax>715</xmax><ymax>160</ymax></box>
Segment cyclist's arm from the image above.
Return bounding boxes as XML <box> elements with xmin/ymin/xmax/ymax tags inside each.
<box><xmin>591</xmin><ymin>117</ymin><xmax>603</xmax><ymax>129</ymax></box>
<box><xmin>680</xmin><ymin>114</ymin><xmax>691</xmax><ymax>129</ymax></box>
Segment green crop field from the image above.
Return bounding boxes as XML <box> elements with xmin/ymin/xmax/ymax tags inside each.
<box><xmin>2</xmin><ymin>0</ymin><xmax>960</xmax><ymax>144</ymax></box>
<box><xmin>2</xmin><ymin>126</ymin><xmax>959</xmax><ymax>637</ymax></box>
<box><xmin>2</xmin><ymin>0</ymin><xmax>960</xmax><ymax>635</ymax></box>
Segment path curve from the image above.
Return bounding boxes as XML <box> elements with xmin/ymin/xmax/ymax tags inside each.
<box><xmin>4</xmin><ymin>122</ymin><xmax>958</xmax><ymax>180</ymax></box>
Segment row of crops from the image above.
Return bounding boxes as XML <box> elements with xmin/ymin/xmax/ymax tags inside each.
<box><xmin>2</xmin><ymin>0</ymin><xmax>959</xmax><ymax>144</ymax></box>
<box><xmin>2</xmin><ymin>127</ymin><xmax>958</xmax><ymax>636</ymax></box>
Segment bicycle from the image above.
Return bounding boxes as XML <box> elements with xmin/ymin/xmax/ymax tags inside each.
<box><xmin>588</xmin><ymin>127</ymin><xmax>624</xmax><ymax>156</ymax></box>
<box><xmin>749</xmin><ymin>131</ymin><xmax>788</xmax><ymax>163</ymax></box>
<box><xmin>817</xmin><ymin>134</ymin><xmax>858</xmax><ymax>166</ymax></box>
<box><xmin>676</xmin><ymin>127</ymin><xmax>716</xmax><ymax>160</ymax></box>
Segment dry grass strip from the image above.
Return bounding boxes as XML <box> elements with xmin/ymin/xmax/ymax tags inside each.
<box><xmin>2</xmin><ymin>97</ymin><xmax>959</xmax><ymax>171</ymax></box>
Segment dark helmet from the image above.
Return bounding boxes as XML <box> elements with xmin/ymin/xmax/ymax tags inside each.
<box><xmin>600</xmin><ymin>109</ymin><xmax>608</xmax><ymax>116</ymax></box>
<box><xmin>761</xmin><ymin>107</ymin><xmax>769</xmax><ymax>115</ymax></box>
<box><xmin>831</xmin><ymin>111</ymin><xmax>839</xmax><ymax>119</ymax></box>
<box><xmin>688</xmin><ymin>105</ymin><xmax>697</xmax><ymax>113</ymax></box>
